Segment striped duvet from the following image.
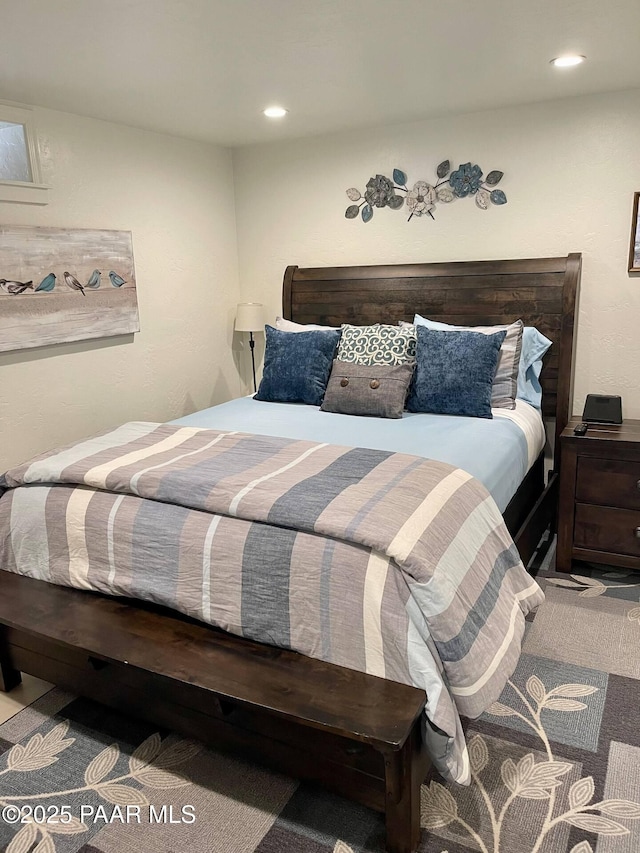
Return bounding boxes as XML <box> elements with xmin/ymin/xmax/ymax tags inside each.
<box><xmin>0</xmin><ymin>422</ymin><xmax>544</xmax><ymax>784</ymax></box>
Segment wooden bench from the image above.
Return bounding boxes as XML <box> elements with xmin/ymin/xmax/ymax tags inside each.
<box><xmin>0</xmin><ymin>571</ymin><xmax>430</xmax><ymax>853</ymax></box>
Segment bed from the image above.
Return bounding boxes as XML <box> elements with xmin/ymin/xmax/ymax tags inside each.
<box><xmin>0</xmin><ymin>254</ymin><xmax>581</xmax><ymax>853</ymax></box>
<box><xmin>277</xmin><ymin>253</ymin><xmax>580</xmax><ymax>563</ymax></box>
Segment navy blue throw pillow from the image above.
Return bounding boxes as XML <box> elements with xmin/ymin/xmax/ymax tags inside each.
<box><xmin>406</xmin><ymin>326</ymin><xmax>507</xmax><ymax>418</ymax></box>
<box><xmin>255</xmin><ymin>326</ymin><xmax>341</xmax><ymax>405</ymax></box>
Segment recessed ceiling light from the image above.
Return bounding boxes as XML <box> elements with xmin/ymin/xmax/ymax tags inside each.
<box><xmin>263</xmin><ymin>106</ymin><xmax>288</xmax><ymax>118</ymax></box>
<box><xmin>550</xmin><ymin>55</ymin><xmax>586</xmax><ymax>68</ymax></box>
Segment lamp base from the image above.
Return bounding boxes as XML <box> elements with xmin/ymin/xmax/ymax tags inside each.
<box><xmin>249</xmin><ymin>332</ymin><xmax>257</xmax><ymax>393</ymax></box>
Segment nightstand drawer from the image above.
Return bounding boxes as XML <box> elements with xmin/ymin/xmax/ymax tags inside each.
<box><xmin>576</xmin><ymin>457</ymin><xmax>640</xmax><ymax>511</ymax></box>
<box><xmin>574</xmin><ymin>504</ymin><xmax>640</xmax><ymax>558</ymax></box>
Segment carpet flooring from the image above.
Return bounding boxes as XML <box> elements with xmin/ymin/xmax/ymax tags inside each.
<box><xmin>1</xmin><ymin>541</ymin><xmax>640</xmax><ymax>853</ymax></box>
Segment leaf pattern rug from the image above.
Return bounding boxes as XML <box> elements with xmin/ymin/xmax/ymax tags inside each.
<box><xmin>1</xmin><ymin>538</ymin><xmax>640</xmax><ymax>853</ymax></box>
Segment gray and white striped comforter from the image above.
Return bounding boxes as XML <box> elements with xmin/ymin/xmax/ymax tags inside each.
<box><xmin>0</xmin><ymin>422</ymin><xmax>544</xmax><ymax>784</ymax></box>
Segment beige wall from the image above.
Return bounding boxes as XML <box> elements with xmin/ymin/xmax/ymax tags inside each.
<box><xmin>0</xmin><ymin>107</ymin><xmax>241</xmax><ymax>468</ymax></box>
<box><xmin>233</xmin><ymin>89</ymin><xmax>640</xmax><ymax>417</ymax></box>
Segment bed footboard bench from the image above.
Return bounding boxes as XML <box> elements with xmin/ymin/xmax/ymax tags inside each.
<box><xmin>0</xmin><ymin>571</ymin><xmax>430</xmax><ymax>853</ymax></box>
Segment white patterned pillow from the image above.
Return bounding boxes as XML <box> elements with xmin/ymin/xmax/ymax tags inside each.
<box><xmin>337</xmin><ymin>324</ymin><xmax>417</xmax><ymax>366</ymax></box>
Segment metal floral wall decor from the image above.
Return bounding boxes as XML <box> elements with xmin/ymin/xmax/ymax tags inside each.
<box><xmin>344</xmin><ymin>161</ymin><xmax>507</xmax><ymax>223</ymax></box>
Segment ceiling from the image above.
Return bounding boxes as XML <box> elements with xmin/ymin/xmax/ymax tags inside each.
<box><xmin>0</xmin><ymin>0</ymin><xmax>639</xmax><ymax>147</ymax></box>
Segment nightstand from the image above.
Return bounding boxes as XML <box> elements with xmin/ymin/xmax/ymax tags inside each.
<box><xmin>557</xmin><ymin>417</ymin><xmax>640</xmax><ymax>572</ymax></box>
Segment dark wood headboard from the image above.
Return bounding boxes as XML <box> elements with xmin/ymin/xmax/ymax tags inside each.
<box><xmin>283</xmin><ymin>255</ymin><xmax>581</xmax><ymax>454</ymax></box>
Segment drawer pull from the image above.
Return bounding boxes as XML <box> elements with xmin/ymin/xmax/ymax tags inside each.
<box><xmin>637</xmin><ymin>480</ymin><xmax>640</xmax><ymax>491</ymax></box>
<box><xmin>88</xmin><ymin>656</ymin><xmax>109</xmax><ymax>671</ymax></box>
<box><xmin>636</xmin><ymin>527</ymin><xmax>640</xmax><ymax>539</ymax></box>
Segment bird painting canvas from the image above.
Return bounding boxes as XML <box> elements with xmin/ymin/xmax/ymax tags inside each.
<box><xmin>0</xmin><ymin>225</ymin><xmax>138</xmax><ymax>352</ymax></box>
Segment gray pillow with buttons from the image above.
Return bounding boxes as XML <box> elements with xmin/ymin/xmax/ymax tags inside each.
<box><xmin>320</xmin><ymin>359</ymin><xmax>415</xmax><ymax>419</ymax></box>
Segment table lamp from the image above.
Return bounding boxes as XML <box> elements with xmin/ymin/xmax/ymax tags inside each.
<box><xmin>235</xmin><ymin>303</ymin><xmax>265</xmax><ymax>393</ymax></box>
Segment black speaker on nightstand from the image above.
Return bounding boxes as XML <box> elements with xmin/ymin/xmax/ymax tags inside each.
<box><xmin>582</xmin><ymin>394</ymin><xmax>623</xmax><ymax>424</ymax></box>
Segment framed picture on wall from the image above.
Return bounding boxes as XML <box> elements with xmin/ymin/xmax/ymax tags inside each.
<box><xmin>629</xmin><ymin>192</ymin><xmax>640</xmax><ymax>273</ymax></box>
<box><xmin>0</xmin><ymin>225</ymin><xmax>139</xmax><ymax>352</ymax></box>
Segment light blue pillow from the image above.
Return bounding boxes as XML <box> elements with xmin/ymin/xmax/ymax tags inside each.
<box><xmin>517</xmin><ymin>326</ymin><xmax>552</xmax><ymax>409</ymax></box>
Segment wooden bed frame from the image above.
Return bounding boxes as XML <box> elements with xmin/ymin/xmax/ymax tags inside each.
<box><xmin>0</xmin><ymin>255</ymin><xmax>581</xmax><ymax>853</ymax></box>
<box><xmin>284</xmin><ymin>253</ymin><xmax>581</xmax><ymax>565</ymax></box>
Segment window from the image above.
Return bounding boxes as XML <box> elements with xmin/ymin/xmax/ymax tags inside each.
<box><xmin>0</xmin><ymin>103</ymin><xmax>48</xmax><ymax>204</ymax></box>
<box><xmin>0</xmin><ymin>121</ymin><xmax>33</xmax><ymax>182</ymax></box>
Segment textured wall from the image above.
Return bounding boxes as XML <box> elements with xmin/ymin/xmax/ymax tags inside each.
<box><xmin>0</xmin><ymin>107</ymin><xmax>241</xmax><ymax>468</ymax></box>
<box><xmin>233</xmin><ymin>89</ymin><xmax>640</xmax><ymax>417</ymax></box>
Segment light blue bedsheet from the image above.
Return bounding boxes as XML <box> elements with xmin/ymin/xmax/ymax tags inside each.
<box><xmin>173</xmin><ymin>397</ymin><xmax>544</xmax><ymax>512</ymax></box>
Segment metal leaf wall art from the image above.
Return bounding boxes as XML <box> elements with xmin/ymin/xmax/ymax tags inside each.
<box><xmin>344</xmin><ymin>161</ymin><xmax>507</xmax><ymax>223</ymax></box>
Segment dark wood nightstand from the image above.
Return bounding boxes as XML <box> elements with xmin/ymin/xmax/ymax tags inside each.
<box><xmin>557</xmin><ymin>417</ymin><xmax>640</xmax><ymax>572</ymax></box>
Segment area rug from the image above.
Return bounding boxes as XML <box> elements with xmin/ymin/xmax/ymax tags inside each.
<box><xmin>1</xmin><ymin>541</ymin><xmax>640</xmax><ymax>853</ymax></box>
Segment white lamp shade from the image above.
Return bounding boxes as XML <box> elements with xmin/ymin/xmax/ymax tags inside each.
<box><xmin>235</xmin><ymin>302</ymin><xmax>265</xmax><ymax>333</ymax></box>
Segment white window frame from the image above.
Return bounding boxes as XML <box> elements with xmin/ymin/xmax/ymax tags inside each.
<box><xmin>0</xmin><ymin>102</ymin><xmax>49</xmax><ymax>205</ymax></box>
